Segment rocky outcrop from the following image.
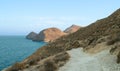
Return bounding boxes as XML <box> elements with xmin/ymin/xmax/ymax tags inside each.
<box><xmin>26</xmin><ymin>32</ymin><xmax>37</xmax><ymax>40</ymax></box>
<box><xmin>64</xmin><ymin>25</ymin><xmax>81</xmax><ymax>33</ymax></box>
<box><xmin>26</xmin><ymin>25</ymin><xmax>80</xmax><ymax>42</ymax></box>
<box><xmin>33</xmin><ymin>28</ymin><xmax>66</xmax><ymax>42</ymax></box>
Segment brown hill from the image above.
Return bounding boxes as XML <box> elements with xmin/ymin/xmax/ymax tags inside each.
<box><xmin>64</xmin><ymin>25</ymin><xmax>81</xmax><ymax>33</ymax></box>
<box><xmin>5</xmin><ymin>8</ymin><xmax>120</xmax><ymax>71</ymax></box>
<box><xmin>33</xmin><ymin>28</ymin><xmax>66</xmax><ymax>42</ymax></box>
<box><xmin>26</xmin><ymin>25</ymin><xmax>80</xmax><ymax>42</ymax></box>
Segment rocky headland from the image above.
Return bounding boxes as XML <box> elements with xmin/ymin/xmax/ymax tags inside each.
<box><xmin>26</xmin><ymin>32</ymin><xmax>37</xmax><ymax>40</ymax></box>
<box><xmin>32</xmin><ymin>28</ymin><xmax>66</xmax><ymax>42</ymax></box>
<box><xmin>26</xmin><ymin>25</ymin><xmax>80</xmax><ymax>42</ymax></box>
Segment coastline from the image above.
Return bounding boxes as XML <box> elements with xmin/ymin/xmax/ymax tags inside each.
<box><xmin>0</xmin><ymin>36</ymin><xmax>46</xmax><ymax>71</ymax></box>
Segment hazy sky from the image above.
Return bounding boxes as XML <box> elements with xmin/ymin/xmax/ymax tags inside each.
<box><xmin>0</xmin><ymin>0</ymin><xmax>120</xmax><ymax>35</ymax></box>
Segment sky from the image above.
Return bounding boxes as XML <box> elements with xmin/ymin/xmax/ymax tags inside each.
<box><xmin>0</xmin><ymin>0</ymin><xmax>120</xmax><ymax>35</ymax></box>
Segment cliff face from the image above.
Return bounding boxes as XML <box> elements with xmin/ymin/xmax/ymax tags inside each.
<box><xmin>4</xmin><ymin>8</ymin><xmax>120</xmax><ymax>71</ymax></box>
<box><xmin>33</xmin><ymin>28</ymin><xmax>66</xmax><ymax>42</ymax></box>
<box><xmin>26</xmin><ymin>32</ymin><xmax>37</xmax><ymax>39</ymax></box>
<box><xmin>64</xmin><ymin>25</ymin><xmax>81</xmax><ymax>34</ymax></box>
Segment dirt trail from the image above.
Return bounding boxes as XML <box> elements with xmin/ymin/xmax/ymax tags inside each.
<box><xmin>58</xmin><ymin>48</ymin><xmax>120</xmax><ymax>71</ymax></box>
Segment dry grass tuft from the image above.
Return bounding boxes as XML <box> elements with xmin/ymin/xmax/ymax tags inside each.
<box><xmin>44</xmin><ymin>60</ymin><xmax>58</xmax><ymax>71</ymax></box>
<box><xmin>107</xmin><ymin>33</ymin><xmax>120</xmax><ymax>45</ymax></box>
<box><xmin>117</xmin><ymin>51</ymin><xmax>120</xmax><ymax>63</ymax></box>
<box><xmin>26</xmin><ymin>52</ymin><xmax>70</xmax><ymax>71</ymax></box>
<box><xmin>53</xmin><ymin>52</ymin><xmax>70</xmax><ymax>67</ymax></box>
<box><xmin>6</xmin><ymin>62</ymin><xmax>25</xmax><ymax>71</ymax></box>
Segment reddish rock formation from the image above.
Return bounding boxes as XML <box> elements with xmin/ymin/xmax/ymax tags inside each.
<box><xmin>64</xmin><ymin>25</ymin><xmax>81</xmax><ymax>33</ymax></box>
<box><xmin>26</xmin><ymin>25</ymin><xmax>81</xmax><ymax>42</ymax></box>
<box><xmin>33</xmin><ymin>28</ymin><xmax>66</xmax><ymax>42</ymax></box>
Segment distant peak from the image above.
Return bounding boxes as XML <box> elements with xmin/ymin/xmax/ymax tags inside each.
<box><xmin>71</xmin><ymin>24</ymin><xmax>79</xmax><ymax>27</ymax></box>
<box><xmin>64</xmin><ymin>24</ymin><xmax>81</xmax><ymax>33</ymax></box>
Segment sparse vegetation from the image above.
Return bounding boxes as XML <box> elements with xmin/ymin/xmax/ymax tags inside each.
<box><xmin>40</xmin><ymin>52</ymin><xmax>70</xmax><ymax>71</ymax></box>
<box><xmin>53</xmin><ymin>52</ymin><xmax>70</xmax><ymax>67</ymax></box>
<box><xmin>6</xmin><ymin>62</ymin><xmax>25</xmax><ymax>71</ymax></box>
<box><xmin>27</xmin><ymin>55</ymin><xmax>41</xmax><ymax>65</ymax></box>
<box><xmin>107</xmin><ymin>33</ymin><xmax>120</xmax><ymax>45</ymax></box>
<box><xmin>110</xmin><ymin>46</ymin><xmax>118</xmax><ymax>54</ymax></box>
<box><xmin>19</xmin><ymin>51</ymin><xmax>70</xmax><ymax>71</ymax></box>
<box><xmin>117</xmin><ymin>51</ymin><xmax>120</xmax><ymax>63</ymax></box>
<box><xmin>5</xmin><ymin>8</ymin><xmax>120</xmax><ymax>71</ymax></box>
<box><xmin>44</xmin><ymin>60</ymin><xmax>58</xmax><ymax>71</ymax></box>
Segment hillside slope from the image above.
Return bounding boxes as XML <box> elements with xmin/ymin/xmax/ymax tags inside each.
<box><xmin>4</xmin><ymin>8</ymin><xmax>120</xmax><ymax>71</ymax></box>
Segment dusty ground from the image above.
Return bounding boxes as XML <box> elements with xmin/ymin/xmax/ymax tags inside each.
<box><xmin>58</xmin><ymin>48</ymin><xmax>120</xmax><ymax>71</ymax></box>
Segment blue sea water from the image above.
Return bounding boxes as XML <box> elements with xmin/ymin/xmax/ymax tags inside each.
<box><xmin>0</xmin><ymin>36</ymin><xmax>46</xmax><ymax>70</ymax></box>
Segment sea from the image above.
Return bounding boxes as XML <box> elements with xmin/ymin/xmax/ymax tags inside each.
<box><xmin>0</xmin><ymin>36</ymin><xmax>46</xmax><ymax>70</ymax></box>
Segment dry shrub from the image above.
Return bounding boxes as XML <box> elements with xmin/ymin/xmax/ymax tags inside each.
<box><xmin>7</xmin><ymin>55</ymin><xmax>42</xmax><ymax>71</ymax></box>
<box><xmin>53</xmin><ymin>52</ymin><xmax>70</xmax><ymax>64</ymax></box>
<box><xmin>107</xmin><ymin>39</ymin><xmax>118</xmax><ymax>45</ymax></box>
<box><xmin>71</xmin><ymin>40</ymin><xmax>82</xmax><ymax>48</ymax></box>
<box><xmin>6</xmin><ymin>62</ymin><xmax>25</xmax><ymax>71</ymax></box>
<box><xmin>117</xmin><ymin>51</ymin><xmax>120</xmax><ymax>63</ymax></box>
<box><xmin>44</xmin><ymin>60</ymin><xmax>58</xmax><ymax>71</ymax></box>
<box><xmin>38</xmin><ymin>52</ymin><xmax>70</xmax><ymax>71</ymax></box>
<box><xmin>37</xmin><ymin>52</ymin><xmax>70</xmax><ymax>71</ymax></box>
<box><xmin>110</xmin><ymin>46</ymin><xmax>118</xmax><ymax>54</ymax></box>
<box><xmin>107</xmin><ymin>34</ymin><xmax>120</xmax><ymax>45</ymax></box>
<box><xmin>26</xmin><ymin>55</ymin><xmax>41</xmax><ymax>66</ymax></box>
